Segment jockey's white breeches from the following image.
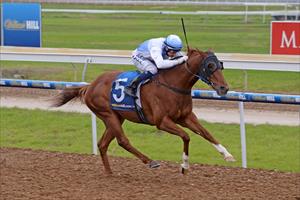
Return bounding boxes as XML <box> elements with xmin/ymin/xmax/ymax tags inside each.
<box><xmin>131</xmin><ymin>53</ymin><xmax>158</xmax><ymax>75</ymax></box>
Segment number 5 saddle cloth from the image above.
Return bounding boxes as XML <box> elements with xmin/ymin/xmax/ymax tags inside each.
<box><xmin>110</xmin><ymin>70</ymin><xmax>149</xmax><ymax>111</ymax></box>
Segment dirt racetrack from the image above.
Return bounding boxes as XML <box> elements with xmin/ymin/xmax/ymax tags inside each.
<box><xmin>1</xmin><ymin>147</ymin><xmax>299</xmax><ymax>200</ymax></box>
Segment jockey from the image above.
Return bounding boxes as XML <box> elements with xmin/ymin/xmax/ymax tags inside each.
<box><xmin>124</xmin><ymin>34</ymin><xmax>188</xmax><ymax>97</ymax></box>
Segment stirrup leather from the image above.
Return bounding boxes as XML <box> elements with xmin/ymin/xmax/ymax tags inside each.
<box><xmin>124</xmin><ymin>86</ymin><xmax>137</xmax><ymax>97</ymax></box>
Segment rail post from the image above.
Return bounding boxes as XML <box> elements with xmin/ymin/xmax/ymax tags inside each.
<box><xmin>239</xmin><ymin>70</ymin><xmax>248</xmax><ymax>168</ymax></box>
<box><xmin>239</xmin><ymin>101</ymin><xmax>247</xmax><ymax>168</ymax></box>
<box><xmin>81</xmin><ymin>59</ymin><xmax>98</xmax><ymax>155</ymax></box>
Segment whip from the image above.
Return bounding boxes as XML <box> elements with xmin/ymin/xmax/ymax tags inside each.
<box><xmin>181</xmin><ymin>18</ymin><xmax>189</xmax><ymax>50</ymax></box>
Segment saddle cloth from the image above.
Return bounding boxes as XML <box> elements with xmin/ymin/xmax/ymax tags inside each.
<box><xmin>110</xmin><ymin>71</ymin><xmax>146</xmax><ymax>111</ymax></box>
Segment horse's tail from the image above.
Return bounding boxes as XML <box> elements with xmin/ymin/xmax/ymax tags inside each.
<box><xmin>51</xmin><ymin>85</ymin><xmax>89</xmax><ymax>107</ymax></box>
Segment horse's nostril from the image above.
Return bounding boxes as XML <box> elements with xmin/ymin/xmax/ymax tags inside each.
<box><xmin>219</xmin><ymin>86</ymin><xmax>229</xmax><ymax>95</ymax></box>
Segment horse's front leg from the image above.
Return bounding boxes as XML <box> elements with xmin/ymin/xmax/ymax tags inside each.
<box><xmin>157</xmin><ymin>116</ymin><xmax>190</xmax><ymax>174</ymax></box>
<box><xmin>180</xmin><ymin>112</ymin><xmax>236</xmax><ymax>162</ymax></box>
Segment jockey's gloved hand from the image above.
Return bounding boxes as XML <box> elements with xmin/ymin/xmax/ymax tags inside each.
<box><xmin>176</xmin><ymin>55</ymin><xmax>188</xmax><ymax>64</ymax></box>
<box><xmin>182</xmin><ymin>55</ymin><xmax>188</xmax><ymax>61</ymax></box>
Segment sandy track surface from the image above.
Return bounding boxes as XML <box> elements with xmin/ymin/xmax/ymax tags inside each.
<box><xmin>1</xmin><ymin>147</ymin><xmax>299</xmax><ymax>200</ymax></box>
<box><xmin>1</xmin><ymin>87</ymin><xmax>299</xmax><ymax>126</ymax></box>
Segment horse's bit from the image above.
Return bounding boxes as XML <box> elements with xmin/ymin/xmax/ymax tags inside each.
<box><xmin>184</xmin><ymin>53</ymin><xmax>224</xmax><ymax>86</ymax></box>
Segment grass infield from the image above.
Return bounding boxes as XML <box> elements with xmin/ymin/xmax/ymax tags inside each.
<box><xmin>1</xmin><ymin>107</ymin><xmax>299</xmax><ymax>172</ymax></box>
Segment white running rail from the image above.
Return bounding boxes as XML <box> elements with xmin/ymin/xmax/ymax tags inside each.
<box><xmin>1</xmin><ymin>46</ymin><xmax>299</xmax><ymax>72</ymax></box>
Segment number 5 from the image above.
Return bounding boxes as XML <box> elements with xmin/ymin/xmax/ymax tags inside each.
<box><xmin>113</xmin><ymin>78</ymin><xmax>128</xmax><ymax>102</ymax></box>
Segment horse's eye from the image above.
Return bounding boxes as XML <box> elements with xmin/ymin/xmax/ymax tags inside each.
<box><xmin>207</xmin><ymin>63</ymin><xmax>217</xmax><ymax>72</ymax></box>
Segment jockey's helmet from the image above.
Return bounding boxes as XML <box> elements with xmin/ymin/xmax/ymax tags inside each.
<box><xmin>164</xmin><ymin>34</ymin><xmax>183</xmax><ymax>52</ymax></box>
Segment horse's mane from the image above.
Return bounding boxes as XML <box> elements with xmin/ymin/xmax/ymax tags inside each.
<box><xmin>157</xmin><ymin>48</ymin><xmax>208</xmax><ymax>76</ymax></box>
<box><xmin>187</xmin><ymin>47</ymin><xmax>205</xmax><ymax>57</ymax></box>
<box><xmin>157</xmin><ymin>47</ymin><xmax>204</xmax><ymax>77</ymax></box>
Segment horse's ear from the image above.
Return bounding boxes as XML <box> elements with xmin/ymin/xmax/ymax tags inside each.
<box><xmin>187</xmin><ymin>46</ymin><xmax>192</xmax><ymax>56</ymax></box>
<box><xmin>208</xmin><ymin>48</ymin><xmax>214</xmax><ymax>53</ymax></box>
<box><xmin>187</xmin><ymin>46</ymin><xmax>191</xmax><ymax>52</ymax></box>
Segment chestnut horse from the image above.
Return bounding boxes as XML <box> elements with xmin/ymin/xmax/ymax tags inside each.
<box><xmin>52</xmin><ymin>48</ymin><xmax>235</xmax><ymax>174</ymax></box>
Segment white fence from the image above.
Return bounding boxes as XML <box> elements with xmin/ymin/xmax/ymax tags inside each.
<box><xmin>1</xmin><ymin>46</ymin><xmax>299</xmax><ymax>72</ymax></box>
<box><xmin>6</xmin><ymin>0</ymin><xmax>300</xmax><ymax>6</ymax></box>
<box><xmin>42</xmin><ymin>8</ymin><xmax>300</xmax><ymax>16</ymax></box>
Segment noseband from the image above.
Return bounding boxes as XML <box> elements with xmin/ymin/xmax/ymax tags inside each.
<box><xmin>184</xmin><ymin>52</ymin><xmax>224</xmax><ymax>86</ymax></box>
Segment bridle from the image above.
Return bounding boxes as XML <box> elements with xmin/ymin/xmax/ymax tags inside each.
<box><xmin>154</xmin><ymin>52</ymin><xmax>224</xmax><ymax>96</ymax></box>
<box><xmin>184</xmin><ymin>52</ymin><xmax>224</xmax><ymax>86</ymax></box>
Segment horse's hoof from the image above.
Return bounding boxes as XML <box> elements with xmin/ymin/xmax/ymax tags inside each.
<box><xmin>224</xmin><ymin>155</ymin><xmax>236</xmax><ymax>162</ymax></box>
<box><xmin>104</xmin><ymin>169</ymin><xmax>113</xmax><ymax>175</ymax></box>
<box><xmin>149</xmin><ymin>160</ymin><xmax>160</xmax><ymax>168</ymax></box>
<box><xmin>180</xmin><ymin>164</ymin><xmax>189</xmax><ymax>175</ymax></box>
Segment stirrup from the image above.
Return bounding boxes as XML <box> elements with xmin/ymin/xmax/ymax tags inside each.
<box><xmin>124</xmin><ymin>86</ymin><xmax>137</xmax><ymax>97</ymax></box>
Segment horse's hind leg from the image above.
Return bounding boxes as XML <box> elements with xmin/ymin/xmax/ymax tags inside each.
<box><xmin>98</xmin><ymin>128</ymin><xmax>116</xmax><ymax>174</ymax></box>
<box><xmin>102</xmin><ymin>114</ymin><xmax>158</xmax><ymax>169</ymax></box>
<box><xmin>180</xmin><ymin>112</ymin><xmax>235</xmax><ymax>162</ymax></box>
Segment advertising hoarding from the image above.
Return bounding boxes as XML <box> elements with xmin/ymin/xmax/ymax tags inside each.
<box><xmin>271</xmin><ymin>21</ymin><xmax>300</xmax><ymax>55</ymax></box>
<box><xmin>1</xmin><ymin>3</ymin><xmax>41</xmax><ymax>47</ymax></box>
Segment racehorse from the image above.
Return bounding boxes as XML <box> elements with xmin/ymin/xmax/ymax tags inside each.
<box><xmin>52</xmin><ymin>48</ymin><xmax>235</xmax><ymax>174</ymax></box>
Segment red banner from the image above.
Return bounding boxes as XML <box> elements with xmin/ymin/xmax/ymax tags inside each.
<box><xmin>271</xmin><ymin>21</ymin><xmax>300</xmax><ymax>55</ymax></box>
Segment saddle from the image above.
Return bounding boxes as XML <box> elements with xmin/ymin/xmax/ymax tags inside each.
<box><xmin>110</xmin><ymin>71</ymin><xmax>150</xmax><ymax>123</ymax></box>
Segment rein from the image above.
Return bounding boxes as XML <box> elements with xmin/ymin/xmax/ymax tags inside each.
<box><xmin>183</xmin><ymin>62</ymin><xmax>213</xmax><ymax>86</ymax></box>
<box><xmin>183</xmin><ymin>52</ymin><xmax>224</xmax><ymax>86</ymax></box>
<box><xmin>183</xmin><ymin>62</ymin><xmax>203</xmax><ymax>81</ymax></box>
<box><xmin>153</xmin><ymin>79</ymin><xmax>191</xmax><ymax>95</ymax></box>
<box><xmin>152</xmin><ymin>52</ymin><xmax>223</xmax><ymax>96</ymax></box>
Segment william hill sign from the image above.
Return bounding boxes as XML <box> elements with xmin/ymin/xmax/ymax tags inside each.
<box><xmin>1</xmin><ymin>3</ymin><xmax>41</xmax><ymax>47</ymax></box>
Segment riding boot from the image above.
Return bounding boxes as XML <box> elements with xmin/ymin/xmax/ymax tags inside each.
<box><xmin>124</xmin><ymin>71</ymin><xmax>153</xmax><ymax>97</ymax></box>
